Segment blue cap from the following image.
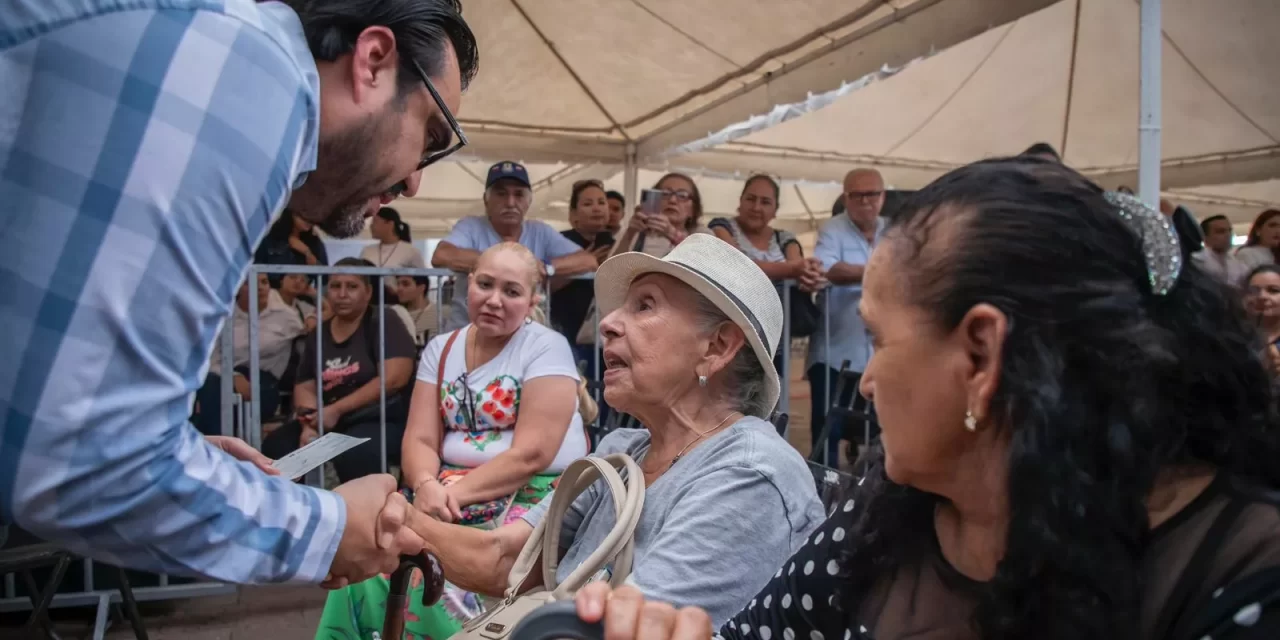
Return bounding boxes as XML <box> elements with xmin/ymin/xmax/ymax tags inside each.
<box><xmin>486</xmin><ymin>161</ymin><xmax>531</xmax><ymax>189</ymax></box>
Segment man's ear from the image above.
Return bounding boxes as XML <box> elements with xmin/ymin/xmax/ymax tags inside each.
<box><xmin>349</xmin><ymin>26</ymin><xmax>399</xmax><ymax>106</ymax></box>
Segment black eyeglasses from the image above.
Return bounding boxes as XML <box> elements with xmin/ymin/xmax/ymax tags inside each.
<box><xmin>845</xmin><ymin>190</ymin><xmax>884</xmax><ymax>202</ymax></box>
<box><xmin>658</xmin><ymin>189</ymin><xmax>693</xmax><ymax>203</ymax></box>
<box><xmin>386</xmin><ymin>60</ymin><xmax>469</xmax><ymax>196</ymax></box>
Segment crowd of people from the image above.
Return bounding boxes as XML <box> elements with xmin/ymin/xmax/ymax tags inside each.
<box><xmin>5</xmin><ymin>1</ymin><xmax>1280</xmax><ymax>640</ymax></box>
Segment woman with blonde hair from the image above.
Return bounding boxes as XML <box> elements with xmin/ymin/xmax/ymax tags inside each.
<box><xmin>318</xmin><ymin>242</ymin><xmax>590</xmax><ymax>639</ymax></box>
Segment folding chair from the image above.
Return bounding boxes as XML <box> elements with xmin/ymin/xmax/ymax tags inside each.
<box><xmin>0</xmin><ymin>526</ymin><xmax>148</xmax><ymax>640</ymax></box>
<box><xmin>810</xmin><ymin>360</ymin><xmax>879</xmax><ymax>473</ymax></box>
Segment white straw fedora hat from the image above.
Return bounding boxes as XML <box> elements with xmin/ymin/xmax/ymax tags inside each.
<box><xmin>593</xmin><ymin>234</ymin><xmax>784</xmax><ymax>417</ymax></box>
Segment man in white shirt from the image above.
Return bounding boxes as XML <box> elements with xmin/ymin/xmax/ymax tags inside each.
<box><xmin>432</xmin><ymin>161</ymin><xmax>597</xmax><ymax>331</ymax></box>
<box><xmin>1194</xmin><ymin>215</ymin><xmax>1249</xmax><ymax>288</ymax></box>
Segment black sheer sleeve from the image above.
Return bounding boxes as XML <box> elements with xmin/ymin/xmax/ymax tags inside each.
<box><xmin>1181</xmin><ymin>567</ymin><xmax>1280</xmax><ymax>639</ymax></box>
<box><xmin>717</xmin><ymin>498</ymin><xmax>874</xmax><ymax>640</ymax></box>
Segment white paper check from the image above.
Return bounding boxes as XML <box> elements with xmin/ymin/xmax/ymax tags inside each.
<box><xmin>271</xmin><ymin>432</ymin><xmax>371</xmax><ymax>480</ymax></box>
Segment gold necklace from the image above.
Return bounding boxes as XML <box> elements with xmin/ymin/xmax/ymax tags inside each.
<box><xmin>666</xmin><ymin>412</ymin><xmax>740</xmax><ymax>469</ymax></box>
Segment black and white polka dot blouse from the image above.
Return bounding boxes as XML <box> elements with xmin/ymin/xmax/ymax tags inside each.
<box><xmin>717</xmin><ymin>474</ymin><xmax>1280</xmax><ymax>640</ymax></box>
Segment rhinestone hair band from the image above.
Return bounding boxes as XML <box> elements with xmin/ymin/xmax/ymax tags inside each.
<box><xmin>1103</xmin><ymin>190</ymin><xmax>1183</xmax><ymax>296</ymax></box>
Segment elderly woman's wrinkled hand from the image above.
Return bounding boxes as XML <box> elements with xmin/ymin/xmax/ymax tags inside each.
<box><xmin>575</xmin><ymin>583</ymin><xmax>713</xmax><ymax>640</ymax></box>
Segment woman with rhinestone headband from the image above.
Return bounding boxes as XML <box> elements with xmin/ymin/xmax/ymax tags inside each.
<box><xmin>565</xmin><ymin>158</ymin><xmax>1280</xmax><ymax>640</ymax></box>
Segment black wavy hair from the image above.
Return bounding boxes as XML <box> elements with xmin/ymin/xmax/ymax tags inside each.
<box><xmin>285</xmin><ymin>0</ymin><xmax>479</xmax><ymax>94</ymax></box>
<box><xmin>377</xmin><ymin>206</ymin><xmax>412</xmax><ymax>242</ymax></box>
<box><xmin>836</xmin><ymin>157</ymin><xmax>1280</xmax><ymax>640</ymax></box>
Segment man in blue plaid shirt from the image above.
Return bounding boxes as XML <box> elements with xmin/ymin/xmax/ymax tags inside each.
<box><xmin>0</xmin><ymin>0</ymin><xmax>478</xmax><ymax>586</ymax></box>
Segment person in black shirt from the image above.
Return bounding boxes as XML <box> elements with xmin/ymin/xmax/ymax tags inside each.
<box><xmin>263</xmin><ymin>258</ymin><xmax>416</xmax><ymax>482</ymax></box>
<box><xmin>565</xmin><ymin>159</ymin><xmax>1280</xmax><ymax>639</ymax></box>
<box><xmin>551</xmin><ymin>179</ymin><xmax>615</xmax><ymax>348</ymax></box>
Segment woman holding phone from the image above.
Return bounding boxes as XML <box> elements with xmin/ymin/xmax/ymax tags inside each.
<box><xmin>612</xmin><ymin>173</ymin><xmax>708</xmax><ymax>259</ymax></box>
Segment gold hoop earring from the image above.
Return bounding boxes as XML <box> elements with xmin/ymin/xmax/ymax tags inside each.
<box><xmin>964</xmin><ymin>410</ymin><xmax>978</xmax><ymax>432</ymax></box>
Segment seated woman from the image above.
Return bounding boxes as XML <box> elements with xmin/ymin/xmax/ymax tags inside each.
<box><xmin>709</xmin><ymin>175</ymin><xmax>826</xmax><ymax>384</ymax></box>
<box><xmin>261</xmin><ymin>258</ymin><xmax>416</xmax><ymax>482</ymax></box>
<box><xmin>1245</xmin><ymin>264</ymin><xmax>1280</xmax><ymax>380</ymax></box>
<box><xmin>377</xmin><ymin>234</ymin><xmax>825</xmax><ymax>637</ymax></box>
<box><xmin>319</xmin><ymin>242</ymin><xmax>592</xmax><ymax>638</ymax></box>
<box><xmin>192</xmin><ymin>272</ymin><xmax>303</xmax><ymax>434</ymax></box>
<box><xmin>572</xmin><ymin>159</ymin><xmax>1280</xmax><ymax>639</ymax></box>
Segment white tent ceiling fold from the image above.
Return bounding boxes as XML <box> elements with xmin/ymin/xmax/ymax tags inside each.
<box><xmin>450</xmin><ymin>0</ymin><xmax>1057</xmax><ymax>163</ymax></box>
<box><xmin>664</xmin><ymin>0</ymin><xmax>1280</xmax><ymax>223</ymax></box>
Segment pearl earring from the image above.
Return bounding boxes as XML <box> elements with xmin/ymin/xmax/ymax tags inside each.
<box><xmin>697</xmin><ymin>374</ymin><xmax>708</xmax><ymax>387</ymax></box>
<box><xmin>964</xmin><ymin>410</ymin><xmax>978</xmax><ymax>432</ymax></box>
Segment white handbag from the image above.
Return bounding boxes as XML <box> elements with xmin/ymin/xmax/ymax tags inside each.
<box><xmin>454</xmin><ymin>453</ymin><xmax>645</xmax><ymax>640</ymax></box>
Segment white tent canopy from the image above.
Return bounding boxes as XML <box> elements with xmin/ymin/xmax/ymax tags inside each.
<box><xmin>664</xmin><ymin>0</ymin><xmax>1279</xmax><ymax>225</ymax></box>
<box><xmin>446</xmin><ymin>0</ymin><xmax>1054</xmax><ymax>163</ymax></box>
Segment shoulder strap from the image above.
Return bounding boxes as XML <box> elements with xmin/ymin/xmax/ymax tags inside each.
<box><xmin>435</xmin><ymin>329</ymin><xmax>462</xmax><ymax>449</ymax></box>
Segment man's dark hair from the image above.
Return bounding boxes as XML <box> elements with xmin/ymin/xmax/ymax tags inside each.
<box><xmin>605</xmin><ymin>190</ymin><xmax>625</xmax><ymax>205</ymax></box>
<box><xmin>286</xmin><ymin>0</ymin><xmax>480</xmax><ymax>95</ymax></box>
<box><xmin>1200</xmin><ymin>214</ymin><xmax>1230</xmax><ymax>234</ymax></box>
<box><xmin>1020</xmin><ymin>142</ymin><xmax>1061</xmax><ymax>161</ymax></box>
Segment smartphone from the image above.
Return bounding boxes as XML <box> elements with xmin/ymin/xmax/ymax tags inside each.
<box><xmin>639</xmin><ymin>189</ymin><xmax>663</xmax><ymax>217</ymax></box>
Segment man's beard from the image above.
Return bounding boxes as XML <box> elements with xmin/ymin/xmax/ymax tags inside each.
<box><xmin>290</xmin><ymin>110</ymin><xmax>403</xmax><ymax>238</ymax></box>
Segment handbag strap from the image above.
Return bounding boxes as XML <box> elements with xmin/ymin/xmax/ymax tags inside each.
<box><xmin>435</xmin><ymin>329</ymin><xmax>461</xmax><ymax>450</ymax></box>
<box><xmin>503</xmin><ymin>454</ymin><xmax>645</xmax><ymax>600</ymax></box>
<box><xmin>546</xmin><ymin>455</ymin><xmax>644</xmax><ymax>596</ymax></box>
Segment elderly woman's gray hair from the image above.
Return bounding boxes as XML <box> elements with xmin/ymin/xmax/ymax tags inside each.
<box><xmin>691</xmin><ymin>293</ymin><xmax>770</xmax><ymax>417</ymax></box>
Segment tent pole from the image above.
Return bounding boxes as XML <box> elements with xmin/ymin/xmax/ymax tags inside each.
<box><xmin>1137</xmin><ymin>0</ymin><xmax>1161</xmax><ymax>206</ymax></box>
<box><xmin>623</xmin><ymin>144</ymin><xmax>639</xmax><ymax>210</ymax></box>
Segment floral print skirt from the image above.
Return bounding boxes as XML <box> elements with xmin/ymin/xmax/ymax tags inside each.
<box><xmin>314</xmin><ymin>472</ymin><xmax>560</xmax><ymax>640</ymax></box>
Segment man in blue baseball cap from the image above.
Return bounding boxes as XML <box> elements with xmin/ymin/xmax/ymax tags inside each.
<box><xmin>432</xmin><ymin>161</ymin><xmax>598</xmax><ymax>331</ymax></box>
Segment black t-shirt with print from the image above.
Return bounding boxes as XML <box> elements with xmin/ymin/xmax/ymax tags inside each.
<box><xmin>296</xmin><ymin>310</ymin><xmax>416</xmax><ymax>406</ymax></box>
<box><xmin>550</xmin><ymin>230</ymin><xmax>614</xmax><ymax>341</ymax></box>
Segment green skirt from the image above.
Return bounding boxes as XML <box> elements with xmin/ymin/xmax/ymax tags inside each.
<box><xmin>315</xmin><ymin>472</ymin><xmax>559</xmax><ymax>640</ymax></box>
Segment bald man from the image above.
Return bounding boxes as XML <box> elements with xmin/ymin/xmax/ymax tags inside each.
<box><xmin>807</xmin><ymin>169</ymin><xmax>885</xmax><ymax>465</ymax></box>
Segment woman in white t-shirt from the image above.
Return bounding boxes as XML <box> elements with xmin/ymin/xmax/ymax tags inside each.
<box><xmin>359</xmin><ymin>206</ymin><xmax>426</xmax><ymax>299</ymax></box>
<box><xmin>408</xmin><ymin>242</ymin><xmax>588</xmax><ymax>519</ymax></box>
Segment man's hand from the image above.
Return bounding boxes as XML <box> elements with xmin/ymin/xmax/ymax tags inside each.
<box><xmin>205</xmin><ymin>436</ymin><xmax>280</xmax><ymax>476</ymax></box>
<box><xmin>323</xmin><ymin>475</ymin><xmax>425</xmax><ymax>589</ymax></box>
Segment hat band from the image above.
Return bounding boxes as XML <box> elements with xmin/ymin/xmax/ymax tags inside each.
<box><xmin>668</xmin><ymin>259</ymin><xmax>771</xmax><ymax>352</ymax></box>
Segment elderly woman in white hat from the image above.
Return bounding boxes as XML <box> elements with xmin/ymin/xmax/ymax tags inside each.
<box><xmin>400</xmin><ymin>234</ymin><xmax>824</xmax><ymax>627</ymax></box>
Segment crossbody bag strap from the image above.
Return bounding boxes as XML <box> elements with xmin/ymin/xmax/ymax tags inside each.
<box><xmin>435</xmin><ymin>329</ymin><xmax>462</xmax><ymax>451</ymax></box>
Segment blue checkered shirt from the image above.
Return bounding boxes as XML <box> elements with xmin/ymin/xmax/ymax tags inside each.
<box><xmin>0</xmin><ymin>0</ymin><xmax>346</xmax><ymax>584</ymax></box>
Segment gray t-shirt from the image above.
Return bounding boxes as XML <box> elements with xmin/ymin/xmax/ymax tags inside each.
<box><xmin>439</xmin><ymin>216</ymin><xmax>583</xmax><ymax>332</ymax></box>
<box><xmin>521</xmin><ymin>417</ymin><xmax>825</xmax><ymax>626</ymax></box>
